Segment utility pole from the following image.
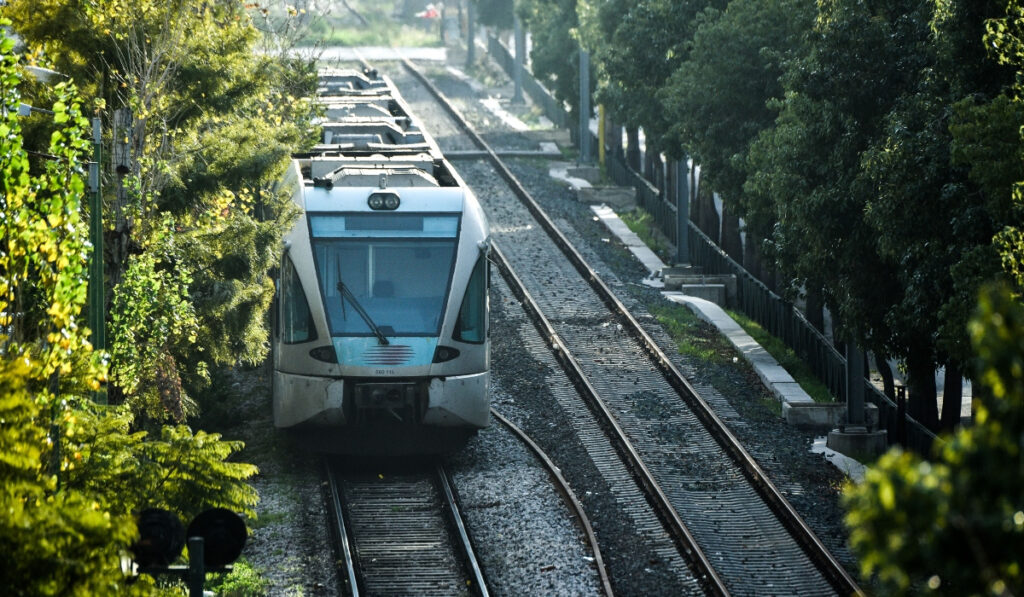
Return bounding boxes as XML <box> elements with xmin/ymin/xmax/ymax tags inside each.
<box><xmin>512</xmin><ymin>16</ymin><xmax>525</xmax><ymax>104</ymax></box>
<box><xmin>88</xmin><ymin>116</ymin><xmax>106</xmax><ymax>404</ymax></box>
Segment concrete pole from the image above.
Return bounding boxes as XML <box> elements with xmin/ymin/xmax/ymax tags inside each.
<box><xmin>465</xmin><ymin>0</ymin><xmax>476</xmax><ymax>69</ymax></box>
<box><xmin>578</xmin><ymin>49</ymin><xmax>591</xmax><ymax>164</ymax></box>
<box><xmin>846</xmin><ymin>341</ymin><xmax>866</xmax><ymax>428</ymax></box>
<box><xmin>675</xmin><ymin>159</ymin><xmax>689</xmax><ymax>265</ymax></box>
<box><xmin>513</xmin><ymin>16</ymin><xmax>525</xmax><ymax>104</ymax></box>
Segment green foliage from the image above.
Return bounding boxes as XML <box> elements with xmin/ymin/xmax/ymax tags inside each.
<box><xmin>984</xmin><ymin>0</ymin><xmax>1024</xmax><ymax>296</ymax></box>
<box><xmin>109</xmin><ymin>229</ymin><xmax>201</xmax><ymax>423</ymax></box>
<box><xmin>517</xmin><ymin>0</ymin><xmax>592</xmax><ymax>119</ymax></box>
<box><xmin>65</xmin><ymin>406</ymin><xmax>259</xmax><ymax>522</ymax></box>
<box><xmin>0</xmin><ymin>362</ymin><xmax>145</xmax><ymax>597</ymax></box>
<box><xmin>661</xmin><ymin>0</ymin><xmax>812</xmax><ymax>202</ymax></box>
<box><xmin>843</xmin><ymin>285</ymin><xmax>1024</xmax><ymax>595</ymax></box>
<box><xmin>206</xmin><ymin>558</ymin><xmax>268</xmax><ymax>596</ymax></box>
<box><xmin>478</xmin><ymin>0</ymin><xmax>515</xmax><ymax>29</ymax></box>
<box><xmin>585</xmin><ymin>0</ymin><xmax>722</xmax><ymax>154</ymax></box>
<box><xmin>0</xmin><ymin>25</ymin><xmax>259</xmax><ymax>593</ymax></box>
<box><xmin>5</xmin><ymin>0</ymin><xmax>317</xmax><ymax>422</ymax></box>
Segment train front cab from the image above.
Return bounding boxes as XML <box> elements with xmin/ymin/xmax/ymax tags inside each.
<box><xmin>272</xmin><ymin>190</ymin><xmax>490</xmax><ymax>451</ymax></box>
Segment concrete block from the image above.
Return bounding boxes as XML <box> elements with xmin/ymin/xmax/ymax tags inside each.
<box><xmin>678</xmin><ymin>284</ymin><xmax>725</xmax><ymax>306</ymax></box>
<box><xmin>826</xmin><ymin>427</ymin><xmax>888</xmax><ymax>460</ymax></box>
<box><xmin>577</xmin><ymin>186</ymin><xmax>637</xmax><ymax>210</ymax></box>
<box><xmin>662</xmin><ymin>270</ymin><xmax>737</xmax><ymax>305</ymax></box>
<box><xmin>567</xmin><ymin>165</ymin><xmax>601</xmax><ymax>184</ymax></box>
<box><xmin>784</xmin><ymin>402</ymin><xmax>879</xmax><ymax>431</ymax></box>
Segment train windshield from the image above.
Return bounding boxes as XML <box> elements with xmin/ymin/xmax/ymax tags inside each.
<box><xmin>310</xmin><ymin>213</ymin><xmax>459</xmax><ymax>337</ymax></box>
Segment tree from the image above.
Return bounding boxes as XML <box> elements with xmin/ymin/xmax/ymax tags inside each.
<box><xmin>478</xmin><ymin>0</ymin><xmax>515</xmax><ymax>30</ymax></box>
<box><xmin>843</xmin><ymin>285</ymin><xmax>1024</xmax><ymax>595</ymax></box>
<box><xmin>744</xmin><ymin>0</ymin><xmax>943</xmax><ymax>424</ymax></box>
<box><xmin>4</xmin><ymin>0</ymin><xmax>316</xmax><ymax>422</ymax></box>
<box><xmin>0</xmin><ymin>30</ymin><xmax>258</xmax><ymax>592</ymax></box>
<box><xmin>661</xmin><ymin>0</ymin><xmax>812</xmax><ymax>205</ymax></box>
<box><xmin>859</xmin><ymin>0</ymin><xmax>1016</xmax><ymax>430</ymax></box>
<box><xmin>583</xmin><ymin>0</ymin><xmax>716</xmax><ymax>155</ymax></box>
<box><xmin>517</xmin><ymin>0</ymin><xmax>592</xmax><ymax>121</ymax></box>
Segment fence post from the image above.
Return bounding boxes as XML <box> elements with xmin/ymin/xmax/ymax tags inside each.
<box><xmin>675</xmin><ymin>159</ymin><xmax>689</xmax><ymax>265</ymax></box>
<box><xmin>512</xmin><ymin>16</ymin><xmax>525</xmax><ymax>104</ymax></box>
<box><xmin>896</xmin><ymin>385</ymin><xmax>907</xmax><ymax>446</ymax></box>
<box><xmin>578</xmin><ymin>48</ymin><xmax>592</xmax><ymax>164</ymax></box>
<box><xmin>846</xmin><ymin>341</ymin><xmax>866</xmax><ymax>428</ymax></box>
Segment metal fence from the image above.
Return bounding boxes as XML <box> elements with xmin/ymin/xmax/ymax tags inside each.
<box><xmin>485</xmin><ymin>33</ymin><xmax>568</xmax><ymax>129</ymax></box>
<box><xmin>481</xmin><ymin>31</ymin><xmax>938</xmax><ymax>456</ymax></box>
<box><xmin>608</xmin><ymin>151</ymin><xmax>938</xmax><ymax>455</ymax></box>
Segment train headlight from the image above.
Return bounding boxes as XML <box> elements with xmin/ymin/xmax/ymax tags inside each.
<box><xmin>433</xmin><ymin>346</ymin><xmax>460</xmax><ymax>363</ymax></box>
<box><xmin>309</xmin><ymin>345</ymin><xmax>338</xmax><ymax>363</ymax></box>
<box><xmin>368</xmin><ymin>192</ymin><xmax>400</xmax><ymax>210</ymax></box>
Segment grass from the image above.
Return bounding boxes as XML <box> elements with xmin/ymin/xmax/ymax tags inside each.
<box><xmin>289</xmin><ymin>0</ymin><xmax>444</xmax><ymax>48</ymax></box>
<box><xmin>650</xmin><ymin>303</ymin><xmax>738</xmax><ymax>366</ymax></box>
<box><xmin>205</xmin><ymin>558</ymin><xmax>268</xmax><ymax>597</ymax></box>
<box><xmin>726</xmin><ymin>309</ymin><xmax>837</xmax><ymax>403</ymax></box>
<box><xmin>618</xmin><ymin>204</ymin><xmax>834</xmax><ymax>404</ymax></box>
<box><xmin>619</xmin><ymin>208</ymin><xmax>673</xmax><ymax>263</ymax></box>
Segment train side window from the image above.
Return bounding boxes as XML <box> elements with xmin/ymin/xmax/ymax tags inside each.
<box><xmin>281</xmin><ymin>255</ymin><xmax>316</xmax><ymax>344</ymax></box>
<box><xmin>454</xmin><ymin>254</ymin><xmax>487</xmax><ymax>344</ymax></box>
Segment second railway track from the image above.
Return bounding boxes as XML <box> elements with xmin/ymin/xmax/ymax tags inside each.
<box><xmin>387</xmin><ymin>56</ymin><xmax>862</xmax><ymax>596</ymax></box>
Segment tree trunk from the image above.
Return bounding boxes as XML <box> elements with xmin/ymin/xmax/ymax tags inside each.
<box><xmin>940</xmin><ymin>362</ymin><xmax>963</xmax><ymax>432</ymax></box>
<box><xmin>743</xmin><ymin>227</ymin><xmax>758</xmax><ymax>279</ymax></box>
<box><xmin>607</xmin><ymin>119</ymin><xmax>622</xmax><ymax>159</ymax></box>
<box><xmin>720</xmin><ymin>199</ymin><xmax>742</xmax><ymax>262</ymax></box>
<box><xmin>666</xmin><ymin>158</ymin><xmax>677</xmax><ymax>212</ymax></box>
<box><xmin>626</xmin><ymin>126</ymin><xmax>641</xmax><ymax>172</ymax></box>
<box><xmin>643</xmin><ymin>149</ymin><xmax>654</xmax><ymax>182</ymax></box>
<box><xmin>906</xmin><ymin>349</ymin><xmax>939</xmax><ymax>430</ymax></box>
<box><xmin>873</xmin><ymin>353</ymin><xmax>896</xmax><ymax>401</ymax></box>
<box><xmin>110</xmin><ymin>107</ymin><xmax>134</xmax><ymax>288</ymax></box>
<box><xmin>695</xmin><ymin>179</ymin><xmax>719</xmax><ymax>241</ymax></box>
<box><xmin>805</xmin><ymin>286</ymin><xmax>825</xmax><ymax>333</ymax></box>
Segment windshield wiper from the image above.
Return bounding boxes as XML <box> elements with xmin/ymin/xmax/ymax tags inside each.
<box><xmin>336</xmin><ymin>266</ymin><xmax>389</xmax><ymax>345</ymax></box>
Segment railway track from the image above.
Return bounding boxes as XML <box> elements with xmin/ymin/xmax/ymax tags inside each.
<box><xmin>325</xmin><ymin>461</ymin><xmax>487</xmax><ymax>596</ymax></box>
<box><xmin>392</xmin><ymin>57</ymin><xmax>863</xmax><ymax>596</ymax></box>
<box><xmin>324</xmin><ymin>412</ymin><xmax>614</xmax><ymax>597</ymax></box>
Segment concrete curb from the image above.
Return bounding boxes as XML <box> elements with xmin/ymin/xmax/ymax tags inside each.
<box><xmin>583</xmin><ymin>202</ymin><xmax>866</xmax><ymax>478</ymax></box>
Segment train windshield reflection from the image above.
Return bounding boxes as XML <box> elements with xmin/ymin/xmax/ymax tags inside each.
<box><xmin>310</xmin><ymin>213</ymin><xmax>459</xmax><ymax>336</ymax></box>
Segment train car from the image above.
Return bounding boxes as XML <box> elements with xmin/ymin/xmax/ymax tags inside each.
<box><xmin>272</xmin><ymin>69</ymin><xmax>490</xmax><ymax>453</ymax></box>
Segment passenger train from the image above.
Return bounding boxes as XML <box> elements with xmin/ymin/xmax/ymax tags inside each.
<box><xmin>272</xmin><ymin>68</ymin><xmax>490</xmax><ymax>453</ymax></box>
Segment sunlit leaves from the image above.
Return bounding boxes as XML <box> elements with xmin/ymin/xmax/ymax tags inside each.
<box><xmin>845</xmin><ymin>285</ymin><xmax>1024</xmax><ymax>595</ymax></box>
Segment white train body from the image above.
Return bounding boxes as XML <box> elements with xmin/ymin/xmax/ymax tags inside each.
<box><xmin>272</xmin><ymin>69</ymin><xmax>490</xmax><ymax>449</ymax></box>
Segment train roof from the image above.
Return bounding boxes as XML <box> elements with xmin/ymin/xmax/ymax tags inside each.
<box><xmin>290</xmin><ymin>68</ymin><xmax>460</xmax><ymax>192</ymax></box>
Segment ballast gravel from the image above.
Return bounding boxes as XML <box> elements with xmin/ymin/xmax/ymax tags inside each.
<box><xmin>218</xmin><ymin>40</ymin><xmax>861</xmax><ymax>597</ymax></box>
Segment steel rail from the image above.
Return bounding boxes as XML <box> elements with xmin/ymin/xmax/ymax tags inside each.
<box><xmin>488</xmin><ymin>242</ymin><xmax>729</xmax><ymax>596</ymax></box>
<box><xmin>324</xmin><ymin>460</ymin><xmax>361</xmax><ymax>597</ymax></box>
<box><xmin>399</xmin><ymin>56</ymin><xmax>863</xmax><ymax>597</ymax></box>
<box><xmin>434</xmin><ymin>465</ymin><xmax>490</xmax><ymax>597</ymax></box>
<box><xmin>491</xmin><ymin>408</ymin><xmax>616</xmax><ymax>597</ymax></box>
